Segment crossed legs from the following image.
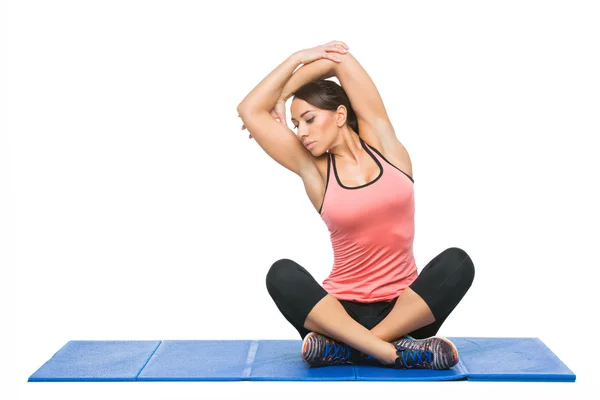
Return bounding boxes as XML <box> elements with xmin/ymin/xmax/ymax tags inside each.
<box><xmin>266</xmin><ymin>247</ymin><xmax>475</xmax><ymax>365</ymax></box>
<box><xmin>302</xmin><ymin>288</ymin><xmax>435</xmax><ymax>364</ymax></box>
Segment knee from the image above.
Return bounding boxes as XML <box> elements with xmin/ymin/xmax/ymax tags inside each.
<box><xmin>266</xmin><ymin>258</ymin><xmax>299</xmax><ymax>291</ymax></box>
<box><xmin>443</xmin><ymin>247</ymin><xmax>475</xmax><ymax>286</ymax></box>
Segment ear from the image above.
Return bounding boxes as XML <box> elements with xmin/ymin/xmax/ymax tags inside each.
<box><xmin>335</xmin><ymin>105</ymin><xmax>348</xmax><ymax>127</ymax></box>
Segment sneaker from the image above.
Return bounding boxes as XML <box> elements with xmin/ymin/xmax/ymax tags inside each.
<box><xmin>301</xmin><ymin>332</ymin><xmax>353</xmax><ymax>367</ymax></box>
<box><xmin>392</xmin><ymin>336</ymin><xmax>459</xmax><ymax>370</ymax></box>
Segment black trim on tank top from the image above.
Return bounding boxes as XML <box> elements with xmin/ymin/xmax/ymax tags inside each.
<box><xmin>318</xmin><ymin>153</ymin><xmax>331</xmax><ymax>215</ymax></box>
<box><xmin>363</xmin><ymin>140</ymin><xmax>414</xmax><ymax>183</ymax></box>
<box><xmin>331</xmin><ymin>138</ymin><xmax>384</xmax><ymax>190</ymax></box>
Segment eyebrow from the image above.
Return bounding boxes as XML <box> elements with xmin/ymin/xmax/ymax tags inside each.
<box><xmin>291</xmin><ymin>110</ymin><xmax>313</xmax><ymax>122</ymax></box>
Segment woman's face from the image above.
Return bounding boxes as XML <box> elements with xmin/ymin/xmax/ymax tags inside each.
<box><xmin>290</xmin><ymin>98</ymin><xmax>335</xmax><ymax>155</ymax></box>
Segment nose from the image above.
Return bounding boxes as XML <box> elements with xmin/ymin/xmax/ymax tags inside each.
<box><xmin>297</xmin><ymin>126</ymin><xmax>309</xmax><ymax>139</ymax></box>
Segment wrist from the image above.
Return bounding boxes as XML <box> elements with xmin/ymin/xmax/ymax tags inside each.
<box><xmin>289</xmin><ymin>51</ymin><xmax>303</xmax><ymax>66</ymax></box>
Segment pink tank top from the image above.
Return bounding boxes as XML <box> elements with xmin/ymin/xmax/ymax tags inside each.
<box><xmin>319</xmin><ymin>137</ymin><xmax>418</xmax><ymax>302</ymax></box>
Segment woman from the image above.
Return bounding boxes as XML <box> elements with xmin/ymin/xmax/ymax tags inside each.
<box><xmin>237</xmin><ymin>41</ymin><xmax>475</xmax><ymax>370</ymax></box>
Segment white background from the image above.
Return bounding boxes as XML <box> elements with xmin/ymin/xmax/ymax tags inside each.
<box><xmin>2</xmin><ymin>0</ymin><xmax>599</xmax><ymax>398</ymax></box>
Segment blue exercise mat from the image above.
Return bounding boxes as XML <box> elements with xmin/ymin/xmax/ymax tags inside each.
<box><xmin>138</xmin><ymin>340</ymin><xmax>254</xmax><ymax>381</ymax></box>
<box><xmin>248</xmin><ymin>340</ymin><xmax>355</xmax><ymax>381</ymax></box>
<box><xmin>355</xmin><ymin>358</ymin><xmax>468</xmax><ymax>381</ymax></box>
<box><xmin>28</xmin><ymin>337</ymin><xmax>575</xmax><ymax>382</ymax></box>
<box><xmin>28</xmin><ymin>341</ymin><xmax>161</xmax><ymax>382</ymax></box>
<box><xmin>447</xmin><ymin>337</ymin><xmax>576</xmax><ymax>382</ymax></box>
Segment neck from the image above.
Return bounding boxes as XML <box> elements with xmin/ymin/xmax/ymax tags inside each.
<box><xmin>329</xmin><ymin>128</ymin><xmax>363</xmax><ymax>165</ymax></box>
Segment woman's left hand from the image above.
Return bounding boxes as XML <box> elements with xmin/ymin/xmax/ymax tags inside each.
<box><xmin>294</xmin><ymin>40</ymin><xmax>349</xmax><ymax>65</ymax></box>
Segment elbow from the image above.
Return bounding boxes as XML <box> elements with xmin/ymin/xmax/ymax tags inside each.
<box><xmin>237</xmin><ymin>102</ymin><xmax>253</xmax><ymax>117</ymax></box>
<box><xmin>238</xmin><ymin>104</ymin><xmax>264</xmax><ymax>119</ymax></box>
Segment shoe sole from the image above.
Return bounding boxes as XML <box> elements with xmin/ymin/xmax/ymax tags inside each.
<box><xmin>396</xmin><ymin>335</ymin><xmax>459</xmax><ymax>369</ymax></box>
<box><xmin>301</xmin><ymin>332</ymin><xmax>316</xmax><ymax>366</ymax></box>
<box><xmin>433</xmin><ymin>336</ymin><xmax>460</xmax><ymax>368</ymax></box>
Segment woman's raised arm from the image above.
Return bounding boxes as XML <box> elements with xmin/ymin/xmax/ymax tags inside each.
<box><xmin>332</xmin><ymin>51</ymin><xmax>402</xmax><ymax>149</ymax></box>
<box><xmin>236</xmin><ymin>42</ymin><xmax>348</xmax><ymax>177</ymax></box>
<box><xmin>239</xmin><ymin>58</ymin><xmax>340</xmax><ymax>134</ymax></box>
<box><xmin>237</xmin><ymin>54</ymin><xmax>302</xmax><ymax>115</ymax></box>
<box><xmin>237</xmin><ymin>41</ymin><xmax>348</xmax><ymax>115</ymax></box>
<box><xmin>279</xmin><ymin>58</ymin><xmax>338</xmax><ymax>103</ymax></box>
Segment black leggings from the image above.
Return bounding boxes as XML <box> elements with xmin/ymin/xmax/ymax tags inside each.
<box><xmin>266</xmin><ymin>247</ymin><xmax>475</xmax><ymax>340</ymax></box>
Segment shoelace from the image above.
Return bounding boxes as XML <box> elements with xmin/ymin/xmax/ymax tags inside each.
<box><xmin>396</xmin><ymin>340</ymin><xmax>433</xmax><ymax>368</ymax></box>
<box><xmin>323</xmin><ymin>339</ymin><xmax>351</xmax><ymax>363</ymax></box>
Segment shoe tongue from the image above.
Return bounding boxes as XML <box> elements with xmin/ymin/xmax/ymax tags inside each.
<box><xmin>392</xmin><ymin>336</ymin><xmax>414</xmax><ymax>347</ymax></box>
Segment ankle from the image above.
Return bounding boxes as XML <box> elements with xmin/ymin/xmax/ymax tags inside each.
<box><xmin>381</xmin><ymin>342</ymin><xmax>399</xmax><ymax>365</ymax></box>
<box><xmin>349</xmin><ymin>342</ymin><xmax>397</xmax><ymax>366</ymax></box>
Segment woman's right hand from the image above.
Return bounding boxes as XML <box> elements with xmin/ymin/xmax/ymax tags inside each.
<box><xmin>294</xmin><ymin>40</ymin><xmax>349</xmax><ymax>65</ymax></box>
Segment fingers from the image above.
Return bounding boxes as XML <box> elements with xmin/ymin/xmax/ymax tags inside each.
<box><xmin>324</xmin><ymin>44</ymin><xmax>347</xmax><ymax>54</ymax></box>
<box><xmin>327</xmin><ymin>40</ymin><xmax>349</xmax><ymax>50</ymax></box>
<box><xmin>324</xmin><ymin>41</ymin><xmax>349</xmax><ymax>62</ymax></box>
<box><xmin>323</xmin><ymin>50</ymin><xmax>342</xmax><ymax>63</ymax></box>
<box><xmin>239</xmin><ymin>114</ymin><xmax>252</xmax><ymax>138</ymax></box>
<box><xmin>327</xmin><ymin>46</ymin><xmax>346</xmax><ymax>54</ymax></box>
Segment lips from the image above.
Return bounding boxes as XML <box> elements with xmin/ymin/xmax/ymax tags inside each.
<box><xmin>304</xmin><ymin>141</ymin><xmax>315</xmax><ymax>148</ymax></box>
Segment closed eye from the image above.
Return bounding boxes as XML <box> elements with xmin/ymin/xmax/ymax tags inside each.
<box><xmin>293</xmin><ymin>117</ymin><xmax>315</xmax><ymax>130</ymax></box>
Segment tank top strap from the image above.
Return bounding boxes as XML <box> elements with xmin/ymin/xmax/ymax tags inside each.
<box><xmin>360</xmin><ymin>137</ymin><xmax>386</xmax><ymax>168</ymax></box>
<box><xmin>360</xmin><ymin>137</ymin><xmax>414</xmax><ymax>184</ymax></box>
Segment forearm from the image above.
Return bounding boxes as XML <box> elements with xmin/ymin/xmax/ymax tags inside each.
<box><xmin>237</xmin><ymin>53</ymin><xmax>302</xmax><ymax>114</ymax></box>
<box><xmin>280</xmin><ymin>58</ymin><xmax>338</xmax><ymax>102</ymax></box>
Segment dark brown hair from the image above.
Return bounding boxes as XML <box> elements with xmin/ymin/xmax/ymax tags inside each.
<box><xmin>292</xmin><ymin>79</ymin><xmax>359</xmax><ymax>134</ymax></box>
